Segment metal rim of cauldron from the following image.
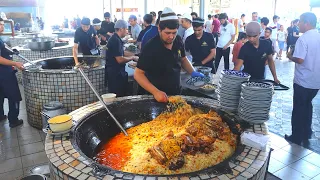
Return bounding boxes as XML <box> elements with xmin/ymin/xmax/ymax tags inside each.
<box><xmin>22</xmin><ymin>55</ymin><xmax>104</xmax><ymax>73</ymax></box>
<box><xmin>70</xmin><ymin>95</ymin><xmax>247</xmax><ymax>178</ymax></box>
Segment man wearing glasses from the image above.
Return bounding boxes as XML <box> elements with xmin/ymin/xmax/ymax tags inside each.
<box><xmin>73</xmin><ymin>18</ymin><xmax>100</xmax><ymax>66</ymax></box>
<box><xmin>234</xmin><ymin>22</ymin><xmax>280</xmax><ymax>83</ymax></box>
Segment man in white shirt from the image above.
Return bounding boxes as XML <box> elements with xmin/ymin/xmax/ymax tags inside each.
<box><xmin>181</xmin><ymin>13</ymin><xmax>194</xmax><ymax>43</ymax></box>
<box><xmin>286</xmin><ymin>12</ymin><xmax>320</xmax><ymax>145</ymax></box>
<box><xmin>269</xmin><ymin>15</ymin><xmax>280</xmax><ymax>54</ymax></box>
<box><xmin>128</xmin><ymin>15</ymin><xmax>142</xmax><ymax>44</ymax></box>
<box><xmin>260</xmin><ymin>17</ymin><xmax>269</xmax><ymax>37</ymax></box>
<box><xmin>238</xmin><ymin>14</ymin><xmax>245</xmax><ymax>38</ymax></box>
<box><xmin>214</xmin><ymin>13</ymin><xmax>235</xmax><ymax>73</ymax></box>
<box><xmin>205</xmin><ymin>14</ymin><xmax>213</xmax><ymax>33</ymax></box>
<box><xmin>252</xmin><ymin>12</ymin><xmax>258</xmax><ymax>22</ymax></box>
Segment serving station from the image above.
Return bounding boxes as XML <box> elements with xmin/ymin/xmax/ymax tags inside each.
<box><xmin>45</xmin><ymin>96</ymin><xmax>271</xmax><ymax>180</ymax></box>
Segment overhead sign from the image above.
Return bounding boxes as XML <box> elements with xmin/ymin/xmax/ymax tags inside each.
<box><xmin>116</xmin><ymin>8</ymin><xmax>138</xmax><ymax>12</ymax></box>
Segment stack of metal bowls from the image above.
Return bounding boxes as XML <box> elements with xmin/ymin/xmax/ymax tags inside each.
<box><xmin>238</xmin><ymin>81</ymin><xmax>274</xmax><ymax>124</ymax></box>
<box><xmin>216</xmin><ymin>70</ymin><xmax>250</xmax><ymax>112</ymax></box>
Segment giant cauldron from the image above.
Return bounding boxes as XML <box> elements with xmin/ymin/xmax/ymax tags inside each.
<box><xmin>22</xmin><ymin>56</ymin><xmax>105</xmax><ymax>129</ymax></box>
<box><xmin>44</xmin><ymin>96</ymin><xmax>272</xmax><ymax>180</ymax></box>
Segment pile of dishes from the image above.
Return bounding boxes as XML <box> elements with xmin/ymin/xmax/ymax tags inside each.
<box><xmin>217</xmin><ymin>70</ymin><xmax>250</xmax><ymax>111</ymax></box>
<box><xmin>238</xmin><ymin>82</ymin><xmax>274</xmax><ymax>124</ymax></box>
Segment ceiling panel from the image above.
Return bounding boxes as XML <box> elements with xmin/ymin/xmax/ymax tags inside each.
<box><xmin>0</xmin><ymin>0</ymin><xmax>37</xmax><ymax>7</ymax></box>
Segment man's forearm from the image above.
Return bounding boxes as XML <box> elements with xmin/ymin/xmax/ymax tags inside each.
<box><xmin>72</xmin><ymin>47</ymin><xmax>79</xmax><ymax>64</ymax></box>
<box><xmin>202</xmin><ymin>50</ymin><xmax>216</xmax><ymax>64</ymax></box>
<box><xmin>181</xmin><ymin>57</ymin><xmax>195</xmax><ymax>74</ymax></box>
<box><xmin>226</xmin><ymin>36</ymin><xmax>235</xmax><ymax>47</ymax></box>
<box><xmin>124</xmin><ymin>51</ymin><xmax>135</xmax><ymax>57</ymax></box>
<box><xmin>233</xmin><ymin>59</ymin><xmax>244</xmax><ymax>71</ymax></box>
<box><xmin>116</xmin><ymin>56</ymin><xmax>133</xmax><ymax>64</ymax></box>
<box><xmin>0</xmin><ymin>56</ymin><xmax>17</xmax><ymax>66</ymax></box>
<box><xmin>288</xmin><ymin>56</ymin><xmax>304</xmax><ymax>64</ymax></box>
<box><xmin>134</xmin><ymin>69</ymin><xmax>159</xmax><ymax>95</ymax></box>
<box><xmin>268</xmin><ymin>58</ymin><xmax>278</xmax><ymax>79</ymax></box>
<box><xmin>95</xmin><ymin>37</ymin><xmax>100</xmax><ymax>46</ymax></box>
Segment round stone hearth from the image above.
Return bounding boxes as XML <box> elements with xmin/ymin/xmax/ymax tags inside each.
<box><xmin>45</xmin><ymin>96</ymin><xmax>271</xmax><ymax>180</ymax></box>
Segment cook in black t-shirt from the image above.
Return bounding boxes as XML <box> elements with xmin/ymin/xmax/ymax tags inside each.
<box><xmin>73</xmin><ymin>18</ymin><xmax>100</xmax><ymax>65</ymax></box>
<box><xmin>185</xmin><ymin>18</ymin><xmax>216</xmax><ymax>72</ymax></box>
<box><xmin>134</xmin><ymin>9</ymin><xmax>204</xmax><ymax>103</ymax></box>
<box><xmin>99</xmin><ymin>12</ymin><xmax>115</xmax><ymax>45</ymax></box>
<box><xmin>234</xmin><ymin>22</ymin><xmax>280</xmax><ymax>83</ymax></box>
<box><xmin>105</xmin><ymin>20</ymin><xmax>139</xmax><ymax>97</ymax></box>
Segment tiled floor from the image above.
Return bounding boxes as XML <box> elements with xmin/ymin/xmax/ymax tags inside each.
<box><xmin>268</xmin><ymin>133</ymin><xmax>320</xmax><ymax>180</ymax></box>
<box><xmin>0</xmin><ymin>55</ymin><xmax>320</xmax><ymax>180</ymax></box>
<box><xmin>0</xmin><ymin>90</ymin><xmax>48</xmax><ymax>179</ymax></box>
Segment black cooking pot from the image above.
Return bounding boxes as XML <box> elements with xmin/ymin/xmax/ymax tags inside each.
<box><xmin>71</xmin><ymin>96</ymin><xmax>245</xmax><ymax>178</ymax></box>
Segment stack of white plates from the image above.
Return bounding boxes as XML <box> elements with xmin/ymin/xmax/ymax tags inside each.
<box><xmin>238</xmin><ymin>82</ymin><xmax>274</xmax><ymax>124</ymax></box>
<box><xmin>217</xmin><ymin>70</ymin><xmax>251</xmax><ymax>111</ymax></box>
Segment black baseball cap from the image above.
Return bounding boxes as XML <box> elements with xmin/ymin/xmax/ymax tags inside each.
<box><xmin>81</xmin><ymin>18</ymin><xmax>91</xmax><ymax>25</ymax></box>
<box><xmin>150</xmin><ymin>11</ymin><xmax>156</xmax><ymax>17</ymax></box>
<box><xmin>104</xmin><ymin>12</ymin><xmax>111</xmax><ymax>18</ymax></box>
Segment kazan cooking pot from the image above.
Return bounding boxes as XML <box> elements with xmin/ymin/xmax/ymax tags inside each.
<box><xmin>27</xmin><ymin>37</ymin><xmax>55</xmax><ymax>51</ymax></box>
<box><xmin>71</xmin><ymin>96</ymin><xmax>244</xmax><ymax>178</ymax></box>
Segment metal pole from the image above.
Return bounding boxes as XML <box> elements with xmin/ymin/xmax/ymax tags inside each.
<box><xmin>200</xmin><ymin>0</ymin><xmax>204</xmax><ymax>18</ymax></box>
<box><xmin>121</xmin><ymin>0</ymin><xmax>124</xmax><ymax>19</ymax></box>
<box><xmin>144</xmin><ymin>0</ymin><xmax>148</xmax><ymax>15</ymax></box>
<box><xmin>77</xmin><ymin>67</ymin><xmax>128</xmax><ymax>136</ymax></box>
<box><xmin>102</xmin><ymin>0</ymin><xmax>105</xmax><ymax>16</ymax></box>
<box><xmin>274</xmin><ymin>0</ymin><xmax>277</xmax><ymax>15</ymax></box>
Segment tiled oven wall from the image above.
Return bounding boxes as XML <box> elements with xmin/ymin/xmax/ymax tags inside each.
<box><xmin>22</xmin><ymin>68</ymin><xmax>106</xmax><ymax>129</ymax></box>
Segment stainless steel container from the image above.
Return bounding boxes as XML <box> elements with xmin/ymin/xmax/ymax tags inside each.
<box><xmin>27</xmin><ymin>37</ymin><xmax>55</xmax><ymax>51</ymax></box>
<box><xmin>41</xmin><ymin>101</ymin><xmax>67</xmax><ymax>131</ymax></box>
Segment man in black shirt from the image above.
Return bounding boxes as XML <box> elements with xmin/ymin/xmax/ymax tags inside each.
<box><xmin>99</xmin><ymin>12</ymin><xmax>115</xmax><ymax>45</ymax></box>
<box><xmin>134</xmin><ymin>7</ymin><xmax>204</xmax><ymax>103</ymax></box>
<box><xmin>260</xmin><ymin>27</ymin><xmax>274</xmax><ymax>52</ymax></box>
<box><xmin>234</xmin><ymin>22</ymin><xmax>280</xmax><ymax>83</ymax></box>
<box><xmin>286</xmin><ymin>19</ymin><xmax>300</xmax><ymax>54</ymax></box>
<box><xmin>73</xmin><ymin>18</ymin><xmax>100</xmax><ymax>65</ymax></box>
<box><xmin>106</xmin><ymin>20</ymin><xmax>139</xmax><ymax>97</ymax></box>
<box><xmin>0</xmin><ymin>18</ymin><xmax>24</xmax><ymax>128</ymax></box>
<box><xmin>185</xmin><ymin>18</ymin><xmax>216</xmax><ymax>72</ymax></box>
<box><xmin>137</xmin><ymin>14</ymin><xmax>153</xmax><ymax>49</ymax></box>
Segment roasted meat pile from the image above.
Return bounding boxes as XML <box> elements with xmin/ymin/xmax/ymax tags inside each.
<box><xmin>148</xmin><ymin>111</ymin><xmax>233</xmax><ymax>170</ymax></box>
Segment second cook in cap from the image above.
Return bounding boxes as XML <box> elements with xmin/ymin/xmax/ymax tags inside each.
<box><xmin>105</xmin><ymin>20</ymin><xmax>139</xmax><ymax>97</ymax></box>
<box><xmin>234</xmin><ymin>22</ymin><xmax>280</xmax><ymax>83</ymax></box>
<box><xmin>73</xmin><ymin>17</ymin><xmax>100</xmax><ymax>65</ymax></box>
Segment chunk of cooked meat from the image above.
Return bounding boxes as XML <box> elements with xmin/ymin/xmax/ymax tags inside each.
<box><xmin>148</xmin><ymin>145</ymin><xmax>167</xmax><ymax>164</ymax></box>
<box><xmin>168</xmin><ymin>153</ymin><xmax>185</xmax><ymax>170</ymax></box>
<box><xmin>148</xmin><ymin>131</ymin><xmax>184</xmax><ymax>167</ymax></box>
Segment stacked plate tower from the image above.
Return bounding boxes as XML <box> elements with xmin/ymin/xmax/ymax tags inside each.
<box><xmin>238</xmin><ymin>82</ymin><xmax>274</xmax><ymax>124</ymax></box>
<box><xmin>217</xmin><ymin>70</ymin><xmax>250</xmax><ymax>112</ymax></box>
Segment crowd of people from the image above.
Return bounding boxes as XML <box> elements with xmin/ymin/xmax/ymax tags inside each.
<box><xmin>70</xmin><ymin>8</ymin><xmax>320</xmax><ymax>146</ymax></box>
<box><xmin>1</xmin><ymin>5</ymin><xmax>319</xmax><ymax>146</ymax></box>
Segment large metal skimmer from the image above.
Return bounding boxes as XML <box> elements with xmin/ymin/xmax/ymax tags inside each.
<box><xmin>76</xmin><ymin>66</ymin><xmax>128</xmax><ymax>136</ymax></box>
<box><xmin>4</xmin><ymin>43</ymin><xmax>38</xmax><ymax>66</ymax></box>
